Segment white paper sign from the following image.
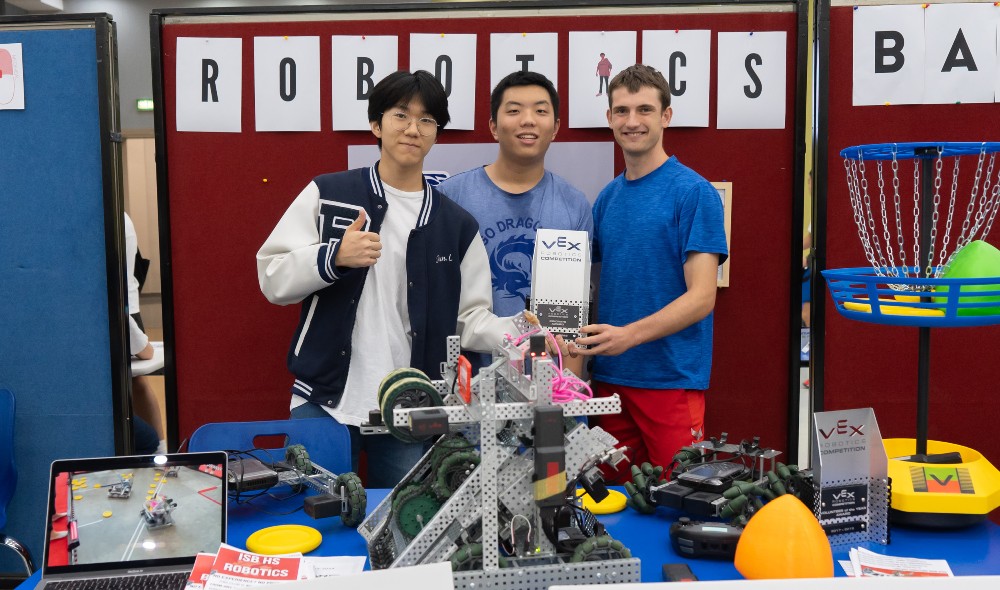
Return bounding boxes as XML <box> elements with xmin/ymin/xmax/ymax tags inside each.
<box><xmin>997</xmin><ymin>24</ymin><xmax>1000</xmax><ymax>102</ymax></box>
<box><xmin>254</xmin><ymin>36</ymin><xmax>320</xmax><ymax>132</ymax></box>
<box><xmin>924</xmin><ymin>3</ymin><xmax>998</xmax><ymax>105</ymax></box>
<box><xmin>410</xmin><ymin>34</ymin><xmax>477</xmax><ymax>130</ymax></box>
<box><xmin>489</xmin><ymin>33</ymin><xmax>559</xmax><ymax>94</ymax></box>
<box><xmin>852</xmin><ymin>5</ymin><xmax>925</xmax><ymax>106</ymax></box>
<box><xmin>0</xmin><ymin>43</ymin><xmax>25</xmax><ymax>110</ymax></box>
<box><xmin>716</xmin><ymin>32</ymin><xmax>786</xmax><ymax>129</ymax></box>
<box><xmin>332</xmin><ymin>35</ymin><xmax>398</xmax><ymax>131</ymax></box>
<box><xmin>642</xmin><ymin>30</ymin><xmax>711</xmax><ymax>127</ymax></box>
<box><xmin>568</xmin><ymin>31</ymin><xmax>637</xmax><ymax>128</ymax></box>
<box><xmin>176</xmin><ymin>37</ymin><xmax>242</xmax><ymax>132</ymax></box>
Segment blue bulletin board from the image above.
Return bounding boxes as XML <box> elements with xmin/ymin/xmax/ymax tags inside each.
<box><xmin>0</xmin><ymin>14</ymin><xmax>129</xmax><ymax>574</ymax></box>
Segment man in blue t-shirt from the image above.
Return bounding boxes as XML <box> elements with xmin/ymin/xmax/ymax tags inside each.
<box><xmin>571</xmin><ymin>64</ymin><xmax>729</xmax><ymax>483</ymax></box>
<box><xmin>439</xmin><ymin>71</ymin><xmax>592</xmax><ymax>366</ymax></box>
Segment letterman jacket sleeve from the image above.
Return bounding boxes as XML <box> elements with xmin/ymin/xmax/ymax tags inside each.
<box><xmin>457</xmin><ymin>234</ymin><xmax>519</xmax><ymax>352</ymax></box>
<box><xmin>257</xmin><ymin>181</ymin><xmax>336</xmax><ymax>305</ymax></box>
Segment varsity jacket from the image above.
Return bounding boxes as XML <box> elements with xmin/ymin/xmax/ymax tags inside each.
<box><xmin>257</xmin><ymin>165</ymin><xmax>509</xmax><ymax>410</ymax></box>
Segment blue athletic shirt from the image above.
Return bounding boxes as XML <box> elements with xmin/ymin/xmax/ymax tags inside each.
<box><xmin>591</xmin><ymin>156</ymin><xmax>728</xmax><ymax>390</ymax></box>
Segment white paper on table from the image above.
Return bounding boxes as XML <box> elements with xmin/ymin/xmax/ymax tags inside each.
<box><xmin>853</xmin><ymin>546</ymin><xmax>954</xmax><ymax>577</ymax></box>
<box><xmin>301</xmin><ymin>555</ymin><xmax>367</xmax><ymax>578</ymax></box>
<box><xmin>840</xmin><ymin>559</ymin><xmax>857</xmax><ymax>577</ymax></box>
<box><xmin>232</xmin><ymin>561</ymin><xmax>455</xmax><ymax>590</ymax></box>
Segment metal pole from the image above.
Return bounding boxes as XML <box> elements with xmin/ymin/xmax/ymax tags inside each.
<box><xmin>916</xmin><ymin>150</ymin><xmax>936</xmax><ymax>456</ymax></box>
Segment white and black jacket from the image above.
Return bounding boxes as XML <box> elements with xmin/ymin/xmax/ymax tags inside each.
<box><xmin>257</xmin><ymin>165</ymin><xmax>511</xmax><ymax>410</ymax></box>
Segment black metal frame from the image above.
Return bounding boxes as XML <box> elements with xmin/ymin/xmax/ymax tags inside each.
<box><xmin>0</xmin><ymin>13</ymin><xmax>131</xmax><ymax>455</ymax></box>
<box><xmin>149</xmin><ymin>0</ymin><xmax>811</xmax><ymax>457</ymax></box>
<box><xmin>812</xmin><ymin>0</ymin><xmax>831</xmax><ymax>423</ymax></box>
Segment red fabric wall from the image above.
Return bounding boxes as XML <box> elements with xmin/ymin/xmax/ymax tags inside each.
<box><xmin>157</xmin><ymin>8</ymin><xmax>800</xmax><ymax>454</ymax></box>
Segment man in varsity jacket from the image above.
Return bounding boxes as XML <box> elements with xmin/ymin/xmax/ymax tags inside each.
<box><xmin>257</xmin><ymin>71</ymin><xmax>514</xmax><ymax>487</ymax></box>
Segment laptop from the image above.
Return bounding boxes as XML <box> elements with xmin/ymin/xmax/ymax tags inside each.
<box><xmin>37</xmin><ymin>452</ymin><xmax>228</xmax><ymax>590</ymax></box>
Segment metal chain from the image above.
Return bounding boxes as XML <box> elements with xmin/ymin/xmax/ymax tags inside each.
<box><xmin>877</xmin><ymin>159</ymin><xmax>896</xmax><ymax>275</ymax></box>
<box><xmin>867</xmin><ymin>161</ymin><xmax>889</xmax><ymax>272</ymax></box>
<box><xmin>935</xmin><ymin>156</ymin><xmax>961</xmax><ymax>276</ymax></box>
<box><xmin>981</xmin><ymin>164</ymin><xmax>1000</xmax><ymax>240</ymax></box>
<box><xmin>847</xmin><ymin>156</ymin><xmax>878</xmax><ymax>271</ymax></box>
<box><xmin>969</xmin><ymin>152</ymin><xmax>997</xmax><ymax>242</ymax></box>
<box><xmin>953</xmin><ymin>146</ymin><xmax>987</xmax><ymax>258</ymax></box>
<box><xmin>926</xmin><ymin>148</ymin><xmax>944</xmax><ymax>278</ymax></box>
<box><xmin>891</xmin><ymin>152</ymin><xmax>907</xmax><ymax>273</ymax></box>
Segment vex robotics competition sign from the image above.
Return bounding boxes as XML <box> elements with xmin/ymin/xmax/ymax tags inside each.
<box><xmin>173</xmin><ymin>30</ymin><xmax>789</xmax><ymax>132</ymax></box>
<box><xmin>853</xmin><ymin>2</ymin><xmax>1000</xmax><ymax>106</ymax></box>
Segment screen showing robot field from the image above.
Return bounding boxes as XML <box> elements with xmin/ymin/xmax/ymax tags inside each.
<box><xmin>46</xmin><ymin>464</ymin><xmax>225</xmax><ymax>567</ymax></box>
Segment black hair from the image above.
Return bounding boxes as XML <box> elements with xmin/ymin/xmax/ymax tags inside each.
<box><xmin>367</xmin><ymin>70</ymin><xmax>450</xmax><ymax>147</ymax></box>
<box><xmin>490</xmin><ymin>70</ymin><xmax>560</xmax><ymax>121</ymax></box>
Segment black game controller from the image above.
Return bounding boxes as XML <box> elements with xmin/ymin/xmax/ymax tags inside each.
<box><xmin>669</xmin><ymin>517</ymin><xmax>744</xmax><ymax>560</ymax></box>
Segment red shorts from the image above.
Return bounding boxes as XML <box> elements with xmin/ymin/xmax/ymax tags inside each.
<box><xmin>592</xmin><ymin>381</ymin><xmax>705</xmax><ymax>485</ymax></box>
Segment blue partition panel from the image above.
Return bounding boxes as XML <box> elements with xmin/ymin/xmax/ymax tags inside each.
<box><xmin>0</xmin><ymin>24</ymin><xmax>116</xmax><ymax>571</ymax></box>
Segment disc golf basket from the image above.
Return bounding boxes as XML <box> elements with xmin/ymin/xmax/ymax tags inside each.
<box><xmin>823</xmin><ymin>142</ymin><xmax>1000</xmax><ymax>455</ymax></box>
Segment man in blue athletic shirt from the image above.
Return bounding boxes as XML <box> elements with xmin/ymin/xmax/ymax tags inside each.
<box><xmin>438</xmin><ymin>71</ymin><xmax>592</xmax><ymax>368</ymax></box>
<box><xmin>571</xmin><ymin>65</ymin><xmax>728</xmax><ymax>483</ymax></box>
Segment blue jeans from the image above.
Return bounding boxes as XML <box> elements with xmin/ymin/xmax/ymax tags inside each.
<box><xmin>290</xmin><ymin>402</ymin><xmax>428</xmax><ymax>488</ymax></box>
<box><xmin>134</xmin><ymin>415</ymin><xmax>159</xmax><ymax>455</ymax></box>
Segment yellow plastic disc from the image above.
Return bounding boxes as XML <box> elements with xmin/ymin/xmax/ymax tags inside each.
<box><xmin>73</xmin><ymin>495</ymin><xmax>82</xmax><ymax>501</ymax></box>
<box><xmin>94</xmin><ymin>483</ymin><xmax>101</xmax><ymax>488</ymax></box>
<box><xmin>843</xmin><ymin>300</ymin><xmax>944</xmax><ymax>317</ymax></box>
<box><xmin>149</xmin><ymin>483</ymin><xmax>157</xmax><ymax>488</ymax></box>
<box><xmin>102</xmin><ymin>511</ymin><xmax>112</xmax><ymax>518</ymax></box>
<box><xmin>575</xmin><ymin>488</ymin><xmax>628</xmax><ymax>514</ymax></box>
<box><xmin>246</xmin><ymin>525</ymin><xmax>322</xmax><ymax>555</ymax></box>
<box><xmin>146</xmin><ymin>495</ymin><xmax>153</xmax><ymax>500</ymax></box>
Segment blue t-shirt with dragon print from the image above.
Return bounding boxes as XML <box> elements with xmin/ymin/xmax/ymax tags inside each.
<box><xmin>438</xmin><ymin>166</ymin><xmax>593</xmax><ymax>318</ymax></box>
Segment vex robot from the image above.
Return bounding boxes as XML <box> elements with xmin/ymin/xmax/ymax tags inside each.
<box><xmin>624</xmin><ymin>434</ymin><xmax>813</xmax><ymax>559</ymax></box>
<box><xmin>358</xmin><ymin>315</ymin><xmax>641</xmax><ymax>589</ymax></box>
<box><xmin>141</xmin><ymin>494</ymin><xmax>178</xmax><ymax>530</ymax></box>
<box><xmin>228</xmin><ymin>445</ymin><xmax>367</xmax><ymax>527</ymax></box>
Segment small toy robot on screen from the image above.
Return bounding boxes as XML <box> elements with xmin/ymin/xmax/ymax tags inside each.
<box><xmin>140</xmin><ymin>495</ymin><xmax>178</xmax><ymax>530</ymax></box>
<box><xmin>624</xmin><ymin>434</ymin><xmax>814</xmax><ymax>560</ymax></box>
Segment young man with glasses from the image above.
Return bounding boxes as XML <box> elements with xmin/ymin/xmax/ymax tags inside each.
<box><xmin>570</xmin><ymin>65</ymin><xmax>728</xmax><ymax>483</ymax></box>
<box><xmin>257</xmin><ymin>70</ymin><xmax>513</xmax><ymax>487</ymax></box>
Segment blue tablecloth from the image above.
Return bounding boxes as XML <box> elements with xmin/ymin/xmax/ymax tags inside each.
<box><xmin>17</xmin><ymin>489</ymin><xmax>1000</xmax><ymax>588</ymax></box>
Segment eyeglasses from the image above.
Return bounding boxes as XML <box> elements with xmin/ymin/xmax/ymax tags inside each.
<box><xmin>384</xmin><ymin>111</ymin><xmax>439</xmax><ymax>136</ymax></box>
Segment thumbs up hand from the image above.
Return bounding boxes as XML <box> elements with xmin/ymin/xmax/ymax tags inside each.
<box><xmin>334</xmin><ymin>209</ymin><xmax>381</xmax><ymax>268</ymax></box>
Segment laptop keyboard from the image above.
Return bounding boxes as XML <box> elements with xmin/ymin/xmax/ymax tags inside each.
<box><xmin>44</xmin><ymin>572</ymin><xmax>188</xmax><ymax>590</ymax></box>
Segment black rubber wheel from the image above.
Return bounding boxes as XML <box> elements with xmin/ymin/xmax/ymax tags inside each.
<box><xmin>380</xmin><ymin>377</ymin><xmax>444</xmax><ymax>443</ymax></box>
<box><xmin>377</xmin><ymin>368</ymin><xmax>431</xmax><ymax>405</ymax></box>
<box><xmin>394</xmin><ymin>486</ymin><xmax>441</xmax><ymax>539</ymax></box>
<box><xmin>432</xmin><ymin>451</ymin><xmax>480</xmax><ymax>500</ymax></box>
<box><xmin>449</xmin><ymin>543</ymin><xmax>510</xmax><ymax>571</ymax></box>
<box><xmin>285</xmin><ymin>444</ymin><xmax>314</xmax><ymax>475</ymax></box>
<box><xmin>569</xmin><ymin>534</ymin><xmax>632</xmax><ymax>563</ymax></box>
<box><xmin>336</xmin><ymin>472</ymin><xmax>367</xmax><ymax>528</ymax></box>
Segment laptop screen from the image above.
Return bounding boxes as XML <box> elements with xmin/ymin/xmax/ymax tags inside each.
<box><xmin>42</xmin><ymin>452</ymin><xmax>227</xmax><ymax>575</ymax></box>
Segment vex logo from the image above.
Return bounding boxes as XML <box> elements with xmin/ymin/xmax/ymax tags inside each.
<box><xmin>541</xmin><ymin>236</ymin><xmax>581</xmax><ymax>251</ymax></box>
<box><xmin>832</xmin><ymin>489</ymin><xmax>855</xmax><ymax>501</ymax></box>
<box><xmin>819</xmin><ymin>419</ymin><xmax>864</xmax><ymax>439</ymax></box>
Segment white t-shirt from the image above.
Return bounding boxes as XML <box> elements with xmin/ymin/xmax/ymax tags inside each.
<box><xmin>291</xmin><ymin>183</ymin><xmax>423</xmax><ymax>426</ymax></box>
<box><xmin>124</xmin><ymin>212</ymin><xmax>141</xmax><ymax>314</ymax></box>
